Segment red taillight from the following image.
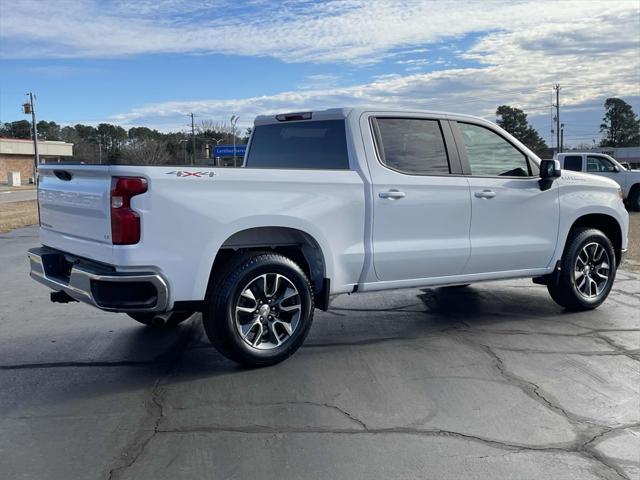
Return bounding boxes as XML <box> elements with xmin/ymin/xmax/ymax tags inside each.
<box><xmin>110</xmin><ymin>177</ymin><xmax>147</xmax><ymax>245</ymax></box>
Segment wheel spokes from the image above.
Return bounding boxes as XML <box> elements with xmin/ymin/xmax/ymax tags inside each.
<box><xmin>234</xmin><ymin>272</ymin><xmax>302</xmax><ymax>350</ymax></box>
<box><xmin>240</xmin><ymin>318</ymin><xmax>258</xmax><ymax>338</ymax></box>
<box><xmin>574</xmin><ymin>241</ymin><xmax>612</xmax><ymax>299</ymax></box>
<box><xmin>273</xmin><ymin>319</ymin><xmax>293</xmax><ymax>336</ymax></box>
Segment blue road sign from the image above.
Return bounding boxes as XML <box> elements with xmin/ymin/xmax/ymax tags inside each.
<box><xmin>213</xmin><ymin>145</ymin><xmax>247</xmax><ymax>157</ymax></box>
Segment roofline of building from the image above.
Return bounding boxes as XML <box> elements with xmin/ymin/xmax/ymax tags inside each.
<box><xmin>0</xmin><ymin>137</ymin><xmax>73</xmax><ymax>145</ymax></box>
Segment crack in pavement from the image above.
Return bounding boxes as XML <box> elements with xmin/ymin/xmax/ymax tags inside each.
<box><xmin>472</xmin><ymin>347</ymin><xmax>640</xmax><ymax>357</ymax></box>
<box><xmin>0</xmin><ymin>360</ymin><xmax>155</xmax><ymax>370</ymax></box>
<box><xmin>147</xmin><ymin>422</ymin><xmax>637</xmax><ymax>479</ymax></box>
<box><xmin>169</xmin><ymin>399</ymin><xmax>370</xmax><ymax>431</ymax></box>
<box><xmin>588</xmin><ymin>332</ymin><xmax>640</xmax><ymax>363</ymax></box>
<box><xmin>456</xmin><ymin>334</ymin><xmax>636</xmax><ymax>480</ymax></box>
<box><xmin>2</xmin><ymin>280</ymin><xmax>635</xmax><ymax>479</ymax></box>
<box><xmin>105</xmin><ymin>321</ymin><xmax>199</xmax><ymax>480</ymax></box>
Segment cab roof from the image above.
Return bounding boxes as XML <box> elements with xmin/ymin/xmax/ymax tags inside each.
<box><xmin>253</xmin><ymin>107</ymin><xmax>489</xmax><ymax>126</ymax></box>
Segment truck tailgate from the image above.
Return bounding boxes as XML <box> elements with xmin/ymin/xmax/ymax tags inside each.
<box><xmin>38</xmin><ymin>165</ymin><xmax>113</xmax><ymax>261</ymax></box>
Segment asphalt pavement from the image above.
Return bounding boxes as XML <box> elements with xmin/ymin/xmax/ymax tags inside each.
<box><xmin>1</xmin><ymin>226</ymin><xmax>639</xmax><ymax>480</ymax></box>
<box><xmin>0</xmin><ymin>188</ymin><xmax>37</xmax><ymax>204</ymax></box>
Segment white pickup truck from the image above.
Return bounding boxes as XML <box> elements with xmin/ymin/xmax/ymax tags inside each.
<box><xmin>556</xmin><ymin>152</ymin><xmax>640</xmax><ymax>211</ymax></box>
<box><xmin>28</xmin><ymin>108</ymin><xmax>629</xmax><ymax>366</ymax></box>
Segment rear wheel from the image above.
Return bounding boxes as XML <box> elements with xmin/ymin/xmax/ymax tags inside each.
<box><xmin>203</xmin><ymin>252</ymin><xmax>314</xmax><ymax>367</ymax></box>
<box><xmin>127</xmin><ymin>311</ymin><xmax>194</xmax><ymax>328</ymax></box>
<box><xmin>547</xmin><ymin>228</ymin><xmax>616</xmax><ymax>311</ymax></box>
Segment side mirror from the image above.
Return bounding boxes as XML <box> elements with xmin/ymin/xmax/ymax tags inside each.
<box><xmin>539</xmin><ymin>159</ymin><xmax>561</xmax><ymax>191</ymax></box>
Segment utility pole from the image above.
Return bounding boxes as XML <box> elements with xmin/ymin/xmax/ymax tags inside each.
<box><xmin>560</xmin><ymin>123</ymin><xmax>564</xmax><ymax>153</ymax></box>
<box><xmin>189</xmin><ymin>113</ymin><xmax>196</xmax><ymax>165</ymax></box>
<box><xmin>230</xmin><ymin>115</ymin><xmax>239</xmax><ymax>167</ymax></box>
<box><xmin>179</xmin><ymin>139</ymin><xmax>188</xmax><ymax>165</ymax></box>
<box><xmin>23</xmin><ymin>92</ymin><xmax>40</xmax><ymax>180</ymax></box>
<box><xmin>553</xmin><ymin>84</ymin><xmax>561</xmax><ymax>154</ymax></box>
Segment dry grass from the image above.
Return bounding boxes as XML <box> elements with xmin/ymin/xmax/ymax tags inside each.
<box><xmin>0</xmin><ymin>200</ymin><xmax>38</xmax><ymax>233</ymax></box>
<box><xmin>625</xmin><ymin>212</ymin><xmax>640</xmax><ymax>273</ymax></box>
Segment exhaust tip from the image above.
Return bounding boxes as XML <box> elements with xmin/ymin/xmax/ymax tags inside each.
<box><xmin>151</xmin><ymin>315</ymin><xmax>166</xmax><ymax>327</ymax></box>
<box><xmin>51</xmin><ymin>291</ymin><xmax>78</xmax><ymax>304</ymax></box>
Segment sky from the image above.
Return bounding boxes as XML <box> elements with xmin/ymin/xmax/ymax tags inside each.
<box><xmin>0</xmin><ymin>0</ymin><xmax>639</xmax><ymax>147</ymax></box>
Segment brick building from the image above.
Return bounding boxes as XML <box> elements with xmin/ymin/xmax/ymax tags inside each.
<box><xmin>0</xmin><ymin>138</ymin><xmax>74</xmax><ymax>184</ymax></box>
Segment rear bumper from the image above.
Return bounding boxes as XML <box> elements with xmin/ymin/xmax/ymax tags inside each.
<box><xmin>27</xmin><ymin>246</ymin><xmax>169</xmax><ymax>312</ymax></box>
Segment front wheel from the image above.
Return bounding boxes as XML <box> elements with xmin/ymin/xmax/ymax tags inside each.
<box><xmin>547</xmin><ymin>228</ymin><xmax>616</xmax><ymax>311</ymax></box>
<box><xmin>203</xmin><ymin>252</ymin><xmax>314</xmax><ymax>366</ymax></box>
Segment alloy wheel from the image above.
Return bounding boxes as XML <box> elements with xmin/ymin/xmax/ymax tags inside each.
<box><xmin>234</xmin><ymin>273</ymin><xmax>302</xmax><ymax>350</ymax></box>
<box><xmin>574</xmin><ymin>242</ymin><xmax>611</xmax><ymax>299</ymax></box>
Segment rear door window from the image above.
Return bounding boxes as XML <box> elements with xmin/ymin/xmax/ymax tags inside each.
<box><xmin>563</xmin><ymin>155</ymin><xmax>583</xmax><ymax>171</ymax></box>
<box><xmin>246</xmin><ymin>120</ymin><xmax>349</xmax><ymax>169</ymax></box>
<box><xmin>373</xmin><ymin>118</ymin><xmax>450</xmax><ymax>175</ymax></box>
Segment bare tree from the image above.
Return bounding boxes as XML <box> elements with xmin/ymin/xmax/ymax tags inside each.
<box><xmin>120</xmin><ymin>139</ymin><xmax>172</xmax><ymax>165</ymax></box>
<box><xmin>572</xmin><ymin>142</ymin><xmax>595</xmax><ymax>151</ymax></box>
<box><xmin>197</xmin><ymin>120</ymin><xmax>234</xmax><ymax>136</ymax></box>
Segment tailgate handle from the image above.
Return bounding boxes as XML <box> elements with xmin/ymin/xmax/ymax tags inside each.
<box><xmin>54</xmin><ymin>170</ymin><xmax>73</xmax><ymax>181</ymax></box>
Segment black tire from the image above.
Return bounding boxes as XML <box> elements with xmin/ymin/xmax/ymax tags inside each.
<box><xmin>628</xmin><ymin>186</ymin><xmax>640</xmax><ymax>212</ymax></box>
<box><xmin>203</xmin><ymin>252</ymin><xmax>314</xmax><ymax>367</ymax></box>
<box><xmin>547</xmin><ymin>228</ymin><xmax>616</xmax><ymax>311</ymax></box>
<box><xmin>127</xmin><ymin>311</ymin><xmax>194</xmax><ymax>328</ymax></box>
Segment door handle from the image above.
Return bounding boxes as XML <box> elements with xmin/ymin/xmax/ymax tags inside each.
<box><xmin>474</xmin><ymin>190</ymin><xmax>496</xmax><ymax>199</ymax></box>
<box><xmin>379</xmin><ymin>190</ymin><xmax>406</xmax><ymax>200</ymax></box>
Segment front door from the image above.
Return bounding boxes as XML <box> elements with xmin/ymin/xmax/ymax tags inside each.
<box><xmin>587</xmin><ymin>155</ymin><xmax>626</xmax><ymax>190</ymax></box>
<box><xmin>364</xmin><ymin>115</ymin><xmax>472</xmax><ymax>281</ymax></box>
<box><xmin>453</xmin><ymin>121</ymin><xmax>560</xmax><ymax>274</ymax></box>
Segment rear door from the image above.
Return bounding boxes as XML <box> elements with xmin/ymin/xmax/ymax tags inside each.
<box><xmin>452</xmin><ymin>121</ymin><xmax>560</xmax><ymax>274</ymax></box>
<box><xmin>363</xmin><ymin>114</ymin><xmax>471</xmax><ymax>281</ymax></box>
<box><xmin>38</xmin><ymin>165</ymin><xmax>113</xmax><ymax>245</ymax></box>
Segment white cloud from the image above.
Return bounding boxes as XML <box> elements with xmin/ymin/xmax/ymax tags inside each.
<box><xmin>1</xmin><ymin>0</ymin><xmax>637</xmax><ymax>64</ymax></box>
<box><xmin>104</xmin><ymin>2</ymin><xmax>640</xmax><ymax>132</ymax></box>
<box><xmin>2</xmin><ymin>0</ymin><xmax>638</xmax><ymax>142</ymax></box>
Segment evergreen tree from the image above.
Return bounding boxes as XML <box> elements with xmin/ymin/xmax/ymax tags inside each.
<box><xmin>496</xmin><ymin>105</ymin><xmax>548</xmax><ymax>155</ymax></box>
<box><xmin>599</xmin><ymin>98</ymin><xmax>640</xmax><ymax>147</ymax></box>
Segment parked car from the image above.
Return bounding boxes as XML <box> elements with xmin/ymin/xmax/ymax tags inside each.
<box><xmin>556</xmin><ymin>152</ymin><xmax>640</xmax><ymax>210</ymax></box>
<box><xmin>28</xmin><ymin>108</ymin><xmax>629</xmax><ymax>365</ymax></box>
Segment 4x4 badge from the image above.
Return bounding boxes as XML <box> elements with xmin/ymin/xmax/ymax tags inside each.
<box><xmin>165</xmin><ymin>171</ymin><xmax>216</xmax><ymax>178</ymax></box>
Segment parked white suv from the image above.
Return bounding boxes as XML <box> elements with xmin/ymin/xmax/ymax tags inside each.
<box><xmin>28</xmin><ymin>108</ymin><xmax>629</xmax><ymax>365</ymax></box>
<box><xmin>556</xmin><ymin>152</ymin><xmax>640</xmax><ymax>210</ymax></box>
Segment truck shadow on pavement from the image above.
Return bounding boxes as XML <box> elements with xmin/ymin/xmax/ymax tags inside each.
<box><xmin>0</xmin><ymin>281</ymin><xmax>626</xmax><ymax>417</ymax></box>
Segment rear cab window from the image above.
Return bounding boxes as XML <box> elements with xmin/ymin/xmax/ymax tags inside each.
<box><xmin>562</xmin><ymin>155</ymin><xmax>583</xmax><ymax>171</ymax></box>
<box><xmin>245</xmin><ymin>120</ymin><xmax>349</xmax><ymax>169</ymax></box>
